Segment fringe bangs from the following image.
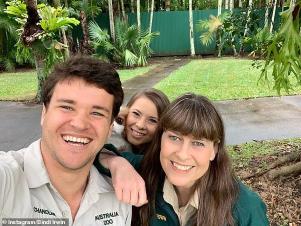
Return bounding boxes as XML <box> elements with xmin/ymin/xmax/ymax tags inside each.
<box><xmin>161</xmin><ymin>97</ymin><xmax>220</xmax><ymax>142</ymax></box>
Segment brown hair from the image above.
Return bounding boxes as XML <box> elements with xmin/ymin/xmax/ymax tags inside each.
<box><xmin>41</xmin><ymin>55</ymin><xmax>124</xmax><ymax>121</ymax></box>
<box><xmin>125</xmin><ymin>88</ymin><xmax>170</xmax><ymax>153</ymax></box>
<box><xmin>133</xmin><ymin>93</ymin><xmax>238</xmax><ymax>226</ymax></box>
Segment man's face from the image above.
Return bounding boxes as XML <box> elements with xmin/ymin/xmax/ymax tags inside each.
<box><xmin>40</xmin><ymin>78</ymin><xmax>114</xmax><ymax>171</ymax></box>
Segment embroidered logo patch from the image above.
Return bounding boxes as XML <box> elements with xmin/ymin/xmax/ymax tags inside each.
<box><xmin>95</xmin><ymin>211</ymin><xmax>119</xmax><ymax>225</ymax></box>
<box><xmin>156</xmin><ymin>214</ymin><xmax>167</xmax><ymax>221</ymax></box>
<box><xmin>33</xmin><ymin>207</ymin><xmax>56</xmax><ymax>216</ymax></box>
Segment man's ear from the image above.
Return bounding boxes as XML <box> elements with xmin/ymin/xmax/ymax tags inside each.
<box><xmin>40</xmin><ymin>104</ymin><xmax>46</xmax><ymax>126</ymax></box>
<box><xmin>108</xmin><ymin>122</ymin><xmax>114</xmax><ymax>138</ymax></box>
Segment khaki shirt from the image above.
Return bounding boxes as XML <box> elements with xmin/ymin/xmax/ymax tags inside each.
<box><xmin>0</xmin><ymin>140</ymin><xmax>131</xmax><ymax>226</ymax></box>
<box><xmin>163</xmin><ymin>179</ymin><xmax>198</xmax><ymax>226</ymax></box>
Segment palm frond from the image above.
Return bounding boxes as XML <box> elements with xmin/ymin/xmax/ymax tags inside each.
<box><xmin>124</xmin><ymin>49</ymin><xmax>138</xmax><ymax>67</ymax></box>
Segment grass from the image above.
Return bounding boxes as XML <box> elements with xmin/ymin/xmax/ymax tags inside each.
<box><xmin>118</xmin><ymin>65</ymin><xmax>156</xmax><ymax>81</ymax></box>
<box><xmin>227</xmin><ymin>138</ymin><xmax>301</xmax><ymax>167</ymax></box>
<box><xmin>0</xmin><ymin>65</ymin><xmax>155</xmax><ymax>101</ymax></box>
<box><xmin>155</xmin><ymin>58</ymin><xmax>301</xmax><ymax>101</ymax></box>
<box><xmin>0</xmin><ymin>70</ymin><xmax>38</xmax><ymax>101</ymax></box>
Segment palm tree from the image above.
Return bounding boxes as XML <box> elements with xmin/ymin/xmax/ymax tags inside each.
<box><xmin>79</xmin><ymin>0</ymin><xmax>90</xmax><ymax>54</ymax></box>
<box><xmin>198</xmin><ymin>13</ymin><xmax>230</xmax><ymax>57</ymax></box>
<box><xmin>6</xmin><ymin>0</ymin><xmax>79</xmax><ymax>101</ymax></box>
<box><xmin>89</xmin><ymin>19</ymin><xmax>158</xmax><ymax>67</ymax></box>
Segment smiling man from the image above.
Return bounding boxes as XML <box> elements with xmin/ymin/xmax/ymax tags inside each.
<box><xmin>0</xmin><ymin>56</ymin><xmax>131</xmax><ymax>225</ymax></box>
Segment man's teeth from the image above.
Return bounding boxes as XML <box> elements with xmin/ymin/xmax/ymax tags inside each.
<box><xmin>172</xmin><ymin>161</ymin><xmax>193</xmax><ymax>171</ymax></box>
<box><xmin>63</xmin><ymin>136</ymin><xmax>90</xmax><ymax>144</ymax></box>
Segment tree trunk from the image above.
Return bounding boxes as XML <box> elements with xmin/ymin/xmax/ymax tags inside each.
<box><xmin>290</xmin><ymin>0</ymin><xmax>296</xmax><ymax>7</ymax></box>
<box><xmin>240</xmin><ymin>0</ymin><xmax>253</xmax><ymax>53</ymax></box>
<box><xmin>137</xmin><ymin>0</ymin><xmax>141</xmax><ymax>31</ymax></box>
<box><xmin>120</xmin><ymin>0</ymin><xmax>126</xmax><ymax>21</ymax></box>
<box><xmin>166</xmin><ymin>0</ymin><xmax>171</xmax><ymax>11</ymax></box>
<box><xmin>149</xmin><ymin>0</ymin><xmax>155</xmax><ymax>34</ymax></box>
<box><xmin>218</xmin><ymin>0</ymin><xmax>223</xmax><ymax>15</ymax></box>
<box><xmin>230</xmin><ymin>0</ymin><xmax>234</xmax><ymax>12</ymax></box>
<box><xmin>264</xmin><ymin>0</ymin><xmax>270</xmax><ymax>27</ymax></box>
<box><xmin>239</xmin><ymin>0</ymin><xmax>243</xmax><ymax>7</ymax></box>
<box><xmin>217</xmin><ymin>30</ymin><xmax>222</xmax><ymax>57</ymax></box>
<box><xmin>225</xmin><ymin>0</ymin><xmax>229</xmax><ymax>9</ymax></box>
<box><xmin>131</xmin><ymin>0</ymin><xmax>134</xmax><ymax>13</ymax></box>
<box><xmin>189</xmin><ymin>0</ymin><xmax>195</xmax><ymax>56</ymax></box>
<box><xmin>108</xmin><ymin>0</ymin><xmax>115</xmax><ymax>41</ymax></box>
<box><xmin>22</xmin><ymin>0</ymin><xmax>43</xmax><ymax>46</ymax></box>
<box><xmin>80</xmin><ymin>10</ymin><xmax>90</xmax><ymax>54</ymax></box>
<box><xmin>33</xmin><ymin>50</ymin><xmax>46</xmax><ymax>102</ymax></box>
<box><xmin>270</xmin><ymin>0</ymin><xmax>277</xmax><ymax>33</ymax></box>
<box><xmin>22</xmin><ymin>0</ymin><xmax>46</xmax><ymax>102</ymax></box>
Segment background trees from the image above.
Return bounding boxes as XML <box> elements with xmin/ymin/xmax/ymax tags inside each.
<box><xmin>5</xmin><ymin>0</ymin><xmax>79</xmax><ymax>101</ymax></box>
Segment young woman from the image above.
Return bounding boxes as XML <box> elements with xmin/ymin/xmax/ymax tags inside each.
<box><xmin>97</xmin><ymin>93</ymin><xmax>269</xmax><ymax>226</ymax></box>
<box><xmin>110</xmin><ymin>88</ymin><xmax>170</xmax><ymax>154</ymax></box>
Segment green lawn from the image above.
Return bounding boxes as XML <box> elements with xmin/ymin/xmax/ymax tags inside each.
<box><xmin>0</xmin><ymin>65</ymin><xmax>155</xmax><ymax>101</ymax></box>
<box><xmin>155</xmin><ymin>58</ymin><xmax>301</xmax><ymax>100</ymax></box>
<box><xmin>118</xmin><ymin>65</ymin><xmax>156</xmax><ymax>81</ymax></box>
<box><xmin>0</xmin><ymin>70</ymin><xmax>38</xmax><ymax>101</ymax></box>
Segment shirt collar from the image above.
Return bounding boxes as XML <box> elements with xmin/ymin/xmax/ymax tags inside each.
<box><xmin>162</xmin><ymin>178</ymin><xmax>199</xmax><ymax>210</ymax></box>
<box><xmin>23</xmin><ymin>140</ymin><xmax>114</xmax><ymax>194</ymax></box>
<box><xmin>24</xmin><ymin>139</ymin><xmax>50</xmax><ymax>188</ymax></box>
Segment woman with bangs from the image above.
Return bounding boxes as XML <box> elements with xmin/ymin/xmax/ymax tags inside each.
<box><xmin>96</xmin><ymin>93</ymin><xmax>269</xmax><ymax>226</ymax></box>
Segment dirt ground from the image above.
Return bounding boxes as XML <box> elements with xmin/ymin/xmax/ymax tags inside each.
<box><xmin>235</xmin><ymin>145</ymin><xmax>301</xmax><ymax>226</ymax></box>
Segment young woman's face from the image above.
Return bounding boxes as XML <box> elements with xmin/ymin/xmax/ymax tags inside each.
<box><xmin>125</xmin><ymin>96</ymin><xmax>159</xmax><ymax>146</ymax></box>
<box><xmin>160</xmin><ymin>130</ymin><xmax>216</xmax><ymax>191</ymax></box>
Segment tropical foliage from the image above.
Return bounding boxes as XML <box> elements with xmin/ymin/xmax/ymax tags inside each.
<box><xmin>89</xmin><ymin>18</ymin><xmax>158</xmax><ymax>67</ymax></box>
<box><xmin>5</xmin><ymin>0</ymin><xmax>79</xmax><ymax>101</ymax></box>
<box><xmin>198</xmin><ymin>9</ymin><xmax>262</xmax><ymax>57</ymax></box>
<box><xmin>260</xmin><ymin>1</ymin><xmax>301</xmax><ymax>93</ymax></box>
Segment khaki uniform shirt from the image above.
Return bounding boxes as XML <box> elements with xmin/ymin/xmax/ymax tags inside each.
<box><xmin>163</xmin><ymin>179</ymin><xmax>198</xmax><ymax>226</ymax></box>
<box><xmin>0</xmin><ymin>140</ymin><xmax>131</xmax><ymax>226</ymax></box>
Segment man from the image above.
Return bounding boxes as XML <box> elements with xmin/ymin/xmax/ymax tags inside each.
<box><xmin>0</xmin><ymin>55</ymin><xmax>131</xmax><ymax>225</ymax></box>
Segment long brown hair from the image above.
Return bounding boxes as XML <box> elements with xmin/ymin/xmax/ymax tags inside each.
<box><xmin>125</xmin><ymin>88</ymin><xmax>170</xmax><ymax>154</ymax></box>
<box><xmin>133</xmin><ymin>93</ymin><xmax>238</xmax><ymax>226</ymax></box>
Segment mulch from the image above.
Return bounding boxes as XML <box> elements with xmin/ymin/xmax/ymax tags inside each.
<box><xmin>235</xmin><ymin>147</ymin><xmax>301</xmax><ymax>226</ymax></box>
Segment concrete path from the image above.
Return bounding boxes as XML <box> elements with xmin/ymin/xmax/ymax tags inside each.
<box><xmin>123</xmin><ymin>57</ymin><xmax>191</xmax><ymax>103</ymax></box>
<box><xmin>0</xmin><ymin>57</ymin><xmax>301</xmax><ymax>151</ymax></box>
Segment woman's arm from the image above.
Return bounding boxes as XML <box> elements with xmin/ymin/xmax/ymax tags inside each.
<box><xmin>96</xmin><ymin>149</ymin><xmax>148</xmax><ymax>207</ymax></box>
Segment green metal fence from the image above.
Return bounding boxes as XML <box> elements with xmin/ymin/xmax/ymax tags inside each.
<box><xmin>73</xmin><ymin>9</ymin><xmax>281</xmax><ymax>56</ymax></box>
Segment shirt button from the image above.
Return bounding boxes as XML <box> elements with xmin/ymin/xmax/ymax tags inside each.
<box><xmin>62</xmin><ymin>211</ymin><xmax>67</xmax><ymax>217</ymax></box>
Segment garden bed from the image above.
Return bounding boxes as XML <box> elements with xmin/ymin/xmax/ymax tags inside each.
<box><xmin>233</xmin><ymin>141</ymin><xmax>301</xmax><ymax>226</ymax></box>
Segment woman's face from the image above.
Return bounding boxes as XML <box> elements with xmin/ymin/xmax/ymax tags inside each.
<box><xmin>160</xmin><ymin>130</ymin><xmax>216</xmax><ymax>191</ymax></box>
<box><xmin>125</xmin><ymin>96</ymin><xmax>159</xmax><ymax>146</ymax></box>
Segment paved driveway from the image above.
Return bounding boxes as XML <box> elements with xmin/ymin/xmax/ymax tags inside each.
<box><xmin>1</xmin><ymin>95</ymin><xmax>300</xmax><ymax>151</ymax></box>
